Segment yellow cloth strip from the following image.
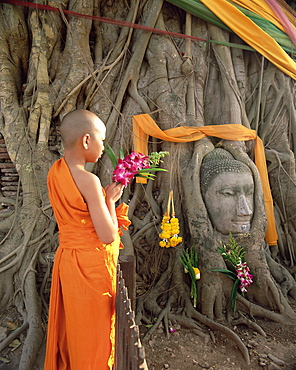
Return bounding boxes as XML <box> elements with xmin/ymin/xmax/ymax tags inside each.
<box><xmin>253</xmin><ymin>136</ymin><xmax>278</xmax><ymax>246</ymax></box>
<box><xmin>229</xmin><ymin>0</ymin><xmax>296</xmax><ymax>35</ymax></box>
<box><xmin>200</xmin><ymin>0</ymin><xmax>296</xmax><ymax>80</ymax></box>
<box><xmin>133</xmin><ymin>113</ymin><xmax>278</xmax><ymax>246</ymax></box>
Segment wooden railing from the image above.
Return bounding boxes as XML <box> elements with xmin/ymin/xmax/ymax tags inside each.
<box><xmin>115</xmin><ymin>256</ymin><xmax>148</xmax><ymax>370</ymax></box>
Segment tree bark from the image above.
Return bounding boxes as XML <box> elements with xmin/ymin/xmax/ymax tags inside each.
<box><xmin>0</xmin><ymin>0</ymin><xmax>295</xmax><ymax>367</ymax></box>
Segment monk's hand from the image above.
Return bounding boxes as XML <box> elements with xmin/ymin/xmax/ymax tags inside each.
<box><xmin>105</xmin><ymin>182</ymin><xmax>124</xmax><ymax>203</ymax></box>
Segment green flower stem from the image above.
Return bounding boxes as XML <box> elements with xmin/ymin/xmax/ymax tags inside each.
<box><xmin>180</xmin><ymin>247</ymin><xmax>199</xmax><ymax>308</ymax></box>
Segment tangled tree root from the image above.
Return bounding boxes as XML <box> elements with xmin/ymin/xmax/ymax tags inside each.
<box><xmin>0</xmin><ymin>322</ymin><xmax>29</xmax><ymax>353</ymax></box>
<box><xmin>231</xmin><ymin>312</ymin><xmax>266</xmax><ymax>337</ymax></box>
<box><xmin>141</xmin><ymin>295</ymin><xmax>251</xmax><ymax>365</ymax></box>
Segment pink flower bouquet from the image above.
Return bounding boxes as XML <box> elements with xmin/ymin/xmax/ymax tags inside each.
<box><xmin>105</xmin><ymin>145</ymin><xmax>168</xmax><ymax>187</ymax></box>
<box><xmin>212</xmin><ymin>233</ymin><xmax>254</xmax><ymax>314</ymax></box>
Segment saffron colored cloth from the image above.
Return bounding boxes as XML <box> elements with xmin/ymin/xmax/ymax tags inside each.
<box><xmin>167</xmin><ymin>0</ymin><xmax>296</xmax><ymax>80</ymax></box>
<box><xmin>132</xmin><ymin>113</ymin><xmax>278</xmax><ymax>246</ymax></box>
<box><xmin>44</xmin><ymin>158</ymin><xmax>130</xmax><ymax>370</ymax></box>
<box><xmin>231</xmin><ymin>0</ymin><xmax>296</xmax><ymax>44</ymax></box>
<box><xmin>199</xmin><ymin>0</ymin><xmax>296</xmax><ymax>80</ymax></box>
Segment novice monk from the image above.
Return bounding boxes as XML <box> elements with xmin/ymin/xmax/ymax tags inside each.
<box><xmin>44</xmin><ymin>109</ymin><xmax>130</xmax><ymax>370</ymax></box>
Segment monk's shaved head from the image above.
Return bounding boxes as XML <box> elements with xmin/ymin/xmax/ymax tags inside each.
<box><xmin>60</xmin><ymin>109</ymin><xmax>105</xmax><ymax>149</ymax></box>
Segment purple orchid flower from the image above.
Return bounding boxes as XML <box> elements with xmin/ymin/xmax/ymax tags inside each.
<box><xmin>112</xmin><ymin>152</ymin><xmax>150</xmax><ymax>186</ymax></box>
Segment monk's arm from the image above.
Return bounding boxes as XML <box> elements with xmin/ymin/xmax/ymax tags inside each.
<box><xmin>80</xmin><ymin>173</ymin><xmax>120</xmax><ymax>244</ymax></box>
<box><xmin>104</xmin><ymin>182</ymin><xmax>124</xmax><ymax>226</ymax></box>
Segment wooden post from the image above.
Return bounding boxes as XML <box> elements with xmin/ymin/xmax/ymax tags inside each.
<box><xmin>118</xmin><ymin>254</ymin><xmax>136</xmax><ymax>312</ymax></box>
<box><xmin>115</xmin><ymin>263</ymin><xmax>148</xmax><ymax>370</ymax></box>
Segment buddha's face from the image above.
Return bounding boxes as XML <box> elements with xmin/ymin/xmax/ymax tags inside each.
<box><xmin>204</xmin><ymin>171</ymin><xmax>254</xmax><ymax>235</ymax></box>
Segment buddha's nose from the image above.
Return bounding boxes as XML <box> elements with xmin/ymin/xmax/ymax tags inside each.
<box><xmin>237</xmin><ymin>194</ymin><xmax>252</xmax><ymax>216</ymax></box>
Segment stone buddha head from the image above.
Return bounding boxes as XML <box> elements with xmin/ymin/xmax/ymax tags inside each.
<box><xmin>200</xmin><ymin>148</ymin><xmax>254</xmax><ymax>235</ymax></box>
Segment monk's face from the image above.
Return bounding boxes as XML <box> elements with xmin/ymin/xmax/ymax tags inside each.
<box><xmin>86</xmin><ymin>118</ymin><xmax>106</xmax><ymax>162</ymax></box>
<box><xmin>204</xmin><ymin>171</ymin><xmax>254</xmax><ymax>235</ymax></box>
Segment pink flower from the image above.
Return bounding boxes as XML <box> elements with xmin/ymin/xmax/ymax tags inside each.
<box><xmin>116</xmin><ymin>159</ymin><xmax>128</xmax><ymax>169</ymax></box>
<box><xmin>236</xmin><ymin>262</ymin><xmax>253</xmax><ymax>293</ymax></box>
<box><xmin>125</xmin><ymin>152</ymin><xmax>149</xmax><ymax>170</ymax></box>
<box><xmin>112</xmin><ymin>152</ymin><xmax>150</xmax><ymax>186</ymax></box>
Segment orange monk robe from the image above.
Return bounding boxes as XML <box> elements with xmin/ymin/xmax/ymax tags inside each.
<box><xmin>44</xmin><ymin>158</ymin><xmax>130</xmax><ymax>370</ymax></box>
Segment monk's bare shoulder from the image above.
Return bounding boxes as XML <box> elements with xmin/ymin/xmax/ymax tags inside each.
<box><xmin>72</xmin><ymin>169</ymin><xmax>104</xmax><ymax>204</ymax></box>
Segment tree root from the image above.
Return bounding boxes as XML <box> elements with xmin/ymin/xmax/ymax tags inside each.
<box><xmin>169</xmin><ymin>313</ymin><xmax>210</xmax><ymax>344</ymax></box>
<box><xmin>237</xmin><ymin>294</ymin><xmax>296</xmax><ymax>324</ymax></box>
<box><xmin>187</xmin><ymin>304</ymin><xmax>250</xmax><ymax>365</ymax></box>
<box><xmin>18</xmin><ymin>271</ymin><xmax>44</xmax><ymax>370</ymax></box>
<box><xmin>144</xmin><ymin>295</ymin><xmax>175</xmax><ymax>339</ymax></box>
<box><xmin>232</xmin><ymin>311</ymin><xmax>266</xmax><ymax>337</ymax></box>
<box><xmin>141</xmin><ymin>293</ymin><xmax>251</xmax><ymax>364</ymax></box>
<box><xmin>0</xmin><ymin>322</ymin><xmax>29</xmax><ymax>352</ymax></box>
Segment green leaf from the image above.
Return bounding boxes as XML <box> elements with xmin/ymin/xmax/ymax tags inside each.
<box><xmin>135</xmin><ymin>174</ymin><xmax>156</xmax><ymax>180</ymax></box>
<box><xmin>149</xmin><ymin>151</ymin><xmax>170</xmax><ymax>166</ymax></box>
<box><xmin>151</xmin><ymin>168</ymin><xmax>168</xmax><ymax>172</ymax></box>
<box><xmin>180</xmin><ymin>255</ymin><xmax>188</xmax><ymax>267</ymax></box>
<box><xmin>137</xmin><ymin>168</ymin><xmax>168</xmax><ymax>173</ymax></box>
<box><xmin>211</xmin><ymin>268</ymin><xmax>237</xmax><ymax>280</ymax></box>
<box><xmin>191</xmin><ymin>279</ymin><xmax>197</xmax><ymax>307</ymax></box>
<box><xmin>230</xmin><ymin>278</ymin><xmax>240</xmax><ymax>314</ymax></box>
<box><xmin>119</xmin><ymin>148</ymin><xmax>125</xmax><ymax>160</ymax></box>
<box><xmin>187</xmin><ymin>265</ymin><xmax>196</xmax><ymax>281</ymax></box>
<box><xmin>180</xmin><ymin>247</ymin><xmax>199</xmax><ymax>308</ymax></box>
<box><xmin>136</xmin><ymin>169</ymin><xmax>152</xmax><ymax>174</ymax></box>
<box><xmin>104</xmin><ymin>144</ymin><xmax>118</xmax><ymax>169</ymax></box>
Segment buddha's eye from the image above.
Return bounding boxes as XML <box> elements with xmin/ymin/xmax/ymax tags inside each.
<box><xmin>219</xmin><ymin>189</ymin><xmax>235</xmax><ymax>196</ymax></box>
<box><xmin>245</xmin><ymin>188</ymin><xmax>254</xmax><ymax>196</ymax></box>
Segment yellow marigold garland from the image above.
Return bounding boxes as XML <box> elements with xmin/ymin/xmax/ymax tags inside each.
<box><xmin>159</xmin><ymin>190</ymin><xmax>182</xmax><ymax>248</ymax></box>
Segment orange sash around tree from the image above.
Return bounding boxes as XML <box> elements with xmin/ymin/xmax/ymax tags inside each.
<box><xmin>44</xmin><ymin>158</ymin><xmax>130</xmax><ymax>370</ymax></box>
<box><xmin>132</xmin><ymin>113</ymin><xmax>278</xmax><ymax>246</ymax></box>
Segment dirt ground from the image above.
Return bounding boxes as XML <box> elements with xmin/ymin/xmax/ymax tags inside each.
<box><xmin>0</xmin><ymin>315</ymin><xmax>296</xmax><ymax>369</ymax></box>
<box><xmin>140</xmin><ymin>318</ymin><xmax>296</xmax><ymax>370</ymax></box>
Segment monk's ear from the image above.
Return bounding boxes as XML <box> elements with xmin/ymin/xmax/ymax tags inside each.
<box><xmin>82</xmin><ymin>134</ymin><xmax>90</xmax><ymax>149</ymax></box>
